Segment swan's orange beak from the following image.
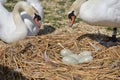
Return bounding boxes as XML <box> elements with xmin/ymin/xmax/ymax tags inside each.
<box><xmin>68</xmin><ymin>11</ymin><xmax>76</xmax><ymax>27</ymax></box>
<box><xmin>34</xmin><ymin>18</ymin><xmax>41</xmax><ymax>28</ymax></box>
<box><xmin>34</xmin><ymin>13</ymin><xmax>41</xmax><ymax>28</ymax></box>
<box><xmin>69</xmin><ymin>15</ymin><xmax>76</xmax><ymax>27</ymax></box>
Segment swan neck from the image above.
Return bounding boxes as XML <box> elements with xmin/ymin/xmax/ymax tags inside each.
<box><xmin>12</xmin><ymin>1</ymin><xmax>35</xmax><ymax>30</ymax></box>
<box><xmin>13</xmin><ymin>2</ymin><xmax>27</xmax><ymax>27</ymax></box>
<box><xmin>12</xmin><ymin>1</ymin><xmax>35</xmax><ymax>36</ymax></box>
<box><xmin>13</xmin><ymin>1</ymin><xmax>34</xmax><ymax>14</ymax></box>
<box><xmin>69</xmin><ymin>0</ymin><xmax>86</xmax><ymax>16</ymax></box>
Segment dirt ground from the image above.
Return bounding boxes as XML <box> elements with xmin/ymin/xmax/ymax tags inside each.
<box><xmin>0</xmin><ymin>0</ymin><xmax>120</xmax><ymax>80</ymax></box>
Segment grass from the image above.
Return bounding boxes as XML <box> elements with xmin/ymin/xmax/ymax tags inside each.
<box><xmin>4</xmin><ymin>5</ymin><xmax>12</xmax><ymax>11</ymax></box>
<box><xmin>106</xmin><ymin>27</ymin><xmax>113</xmax><ymax>31</ymax></box>
<box><xmin>106</xmin><ymin>27</ymin><xmax>120</xmax><ymax>35</ymax></box>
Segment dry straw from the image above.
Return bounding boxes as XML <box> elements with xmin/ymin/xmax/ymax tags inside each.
<box><xmin>0</xmin><ymin>31</ymin><xmax>120</xmax><ymax>80</ymax></box>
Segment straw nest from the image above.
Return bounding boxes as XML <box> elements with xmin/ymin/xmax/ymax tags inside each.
<box><xmin>0</xmin><ymin>0</ymin><xmax>120</xmax><ymax>80</ymax></box>
<box><xmin>0</xmin><ymin>22</ymin><xmax>120</xmax><ymax>80</ymax></box>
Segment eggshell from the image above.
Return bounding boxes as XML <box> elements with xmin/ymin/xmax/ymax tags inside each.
<box><xmin>79</xmin><ymin>51</ymin><xmax>92</xmax><ymax>57</ymax></box>
<box><xmin>78</xmin><ymin>56</ymin><xmax>93</xmax><ymax>63</ymax></box>
<box><xmin>62</xmin><ymin>56</ymin><xmax>79</xmax><ymax>64</ymax></box>
<box><xmin>60</xmin><ymin>48</ymin><xmax>74</xmax><ymax>57</ymax></box>
<box><xmin>69</xmin><ymin>54</ymin><xmax>82</xmax><ymax>61</ymax></box>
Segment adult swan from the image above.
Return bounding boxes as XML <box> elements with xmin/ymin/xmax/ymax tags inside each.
<box><xmin>21</xmin><ymin>0</ymin><xmax>44</xmax><ymax>36</ymax></box>
<box><xmin>0</xmin><ymin>1</ymin><xmax>41</xmax><ymax>43</ymax></box>
<box><xmin>68</xmin><ymin>0</ymin><xmax>120</xmax><ymax>46</ymax></box>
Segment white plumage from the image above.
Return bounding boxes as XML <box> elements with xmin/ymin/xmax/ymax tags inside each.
<box><xmin>0</xmin><ymin>0</ymin><xmax>7</xmax><ymax>4</ymax></box>
<box><xmin>0</xmin><ymin>1</ymin><xmax>40</xmax><ymax>43</ymax></box>
<box><xmin>68</xmin><ymin>0</ymin><xmax>120</xmax><ymax>45</ymax></box>
<box><xmin>80</xmin><ymin>0</ymin><xmax>120</xmax><ymax>27</ymax></box>
<box><xmin>21</xmin><ymin>0</ymin><xmax>44</xmax><ymax>36</ymax></box>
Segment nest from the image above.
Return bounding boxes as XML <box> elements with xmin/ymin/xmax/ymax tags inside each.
<box><xmin>0</xmin><ymin>27</ymin><xmax>120</xmax><ymax>80</ymax></box>
<box><xmin>2</xmin><ymin>0</ymin><xmax>120</xmax><ymax>79</ymax></box>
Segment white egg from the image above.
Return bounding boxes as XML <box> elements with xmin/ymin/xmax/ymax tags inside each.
<box><xmin>60</xmin><ymin>48</ymin><xmax>74</xmax><ymax>57</ymax></box>
<box><xmin>78</xmin><ymin>56</ymin><xmax>93</xmax><ymax>63</ymax></box>
<box><xmin>69</xmin><ymin>54</ymin><xmax>82</xmax><ymax>61</ymax></box>
<box><xmin>79</xmin><ymin>51</ymin><xmax>92</xmax><ymax>57</ymax></box>
<box><xmin>62</xmin><ymin>56</ymin><xmax>79</xmax><ymax>64</ymax></box>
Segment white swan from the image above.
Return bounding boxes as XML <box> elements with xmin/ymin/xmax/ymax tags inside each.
<box><xmin>0</xmin><ymin>1</ymin><xmax>41</xmax><ymax>43</ymax></box>
<box><xmin>21</xmin><ymin>0</ymin><xmax>44</xmax><ymax>36</ymax></box>
<box><xmin>0</xmin><ymin>0</ymin><xmax>6</xmax><ymax>4</ymax></box>
<box><xmin>68</xmin><ymin>0</ymin><xmax>120</xmax><ymax>43</ymax></box>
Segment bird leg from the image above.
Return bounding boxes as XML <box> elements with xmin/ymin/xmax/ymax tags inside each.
<box><xmin>111</xmin><ymin>27</ymin><xmax>117</xmax><ymax>42</ymax></box>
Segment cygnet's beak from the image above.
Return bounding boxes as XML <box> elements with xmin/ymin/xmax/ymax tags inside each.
<box><xmin>34</xmin><ymin>13</ymin><xmax>41</xmax><ymax>28</ymax></box>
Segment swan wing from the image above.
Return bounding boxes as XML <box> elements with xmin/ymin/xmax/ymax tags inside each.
<box><xmin>0</xmin><ymin>3</ymin><xmax>11</xmax><ymax>26</ymax></box>
<box><xmin>0</xmin><ymin>1</ymin><xmax>16</xmax><ymax>37</ymax></box>
<box><xmin>0</xmin><ymin>0</ymin><xmax>7</xmax><ymax>4</ymax></box>
<box><xmin>0</xmin><ymin>13</ymin><xmax>17</xmax><ymax>43</ymax></box>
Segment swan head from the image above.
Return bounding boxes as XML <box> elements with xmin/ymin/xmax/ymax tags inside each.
<box><xmin>67</xmin><ymin>0</ymin><xmax>87</xmax><ymax>27</ymax></box>
<box><xmin>68</xmin><ymin>11</ymin><xmax>76</xmax><ymax>27</ymax></box>
<box><xmin>13</xmin><ymin>1</ymin><xmax>42</xmax><ymax>28</ymax></box>
<box><xmin>24</xmin><ymin>5</ymin><xmax>42</xmax><ymax>28</ymax></box>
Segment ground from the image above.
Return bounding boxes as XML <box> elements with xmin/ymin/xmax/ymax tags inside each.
<box><xmin>0</xmin><ymin>0</ymin><xmax>120</xmax><ymax>80</ymax></box>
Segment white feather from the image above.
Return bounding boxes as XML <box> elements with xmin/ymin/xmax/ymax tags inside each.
<box><xmin>21</xmin><ymin>0</ymin><xmax>44</xmax><ymax>36</ymax></box>
<box><xmin>80</xmin><ymin>0</ymin><xmax>120</xmax><ymax>27</ymax></box>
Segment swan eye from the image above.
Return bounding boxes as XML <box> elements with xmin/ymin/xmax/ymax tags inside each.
<box><xmin>68</xmin><ymin>11</ymin><xmax>76</xmax><ymax>20</ymax></box>
<box><xmin>34</xmin><ymin>13</ymin><xmax>41</xmax><ymax>21</ymax></box>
